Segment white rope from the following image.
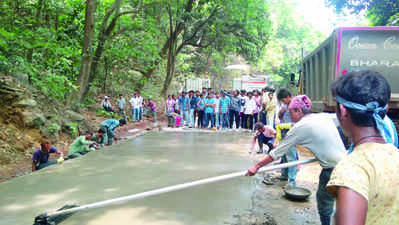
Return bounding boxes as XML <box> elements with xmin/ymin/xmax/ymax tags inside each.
<box><xmin>46</xmin><ymin>158</ymin><xmax>317</xmax><ymax>218</ymax></box>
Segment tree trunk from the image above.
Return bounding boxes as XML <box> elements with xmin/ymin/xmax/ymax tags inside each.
<box><xmin>69</xmin><ymin>0</ymin><xmax>96</xmax><ymax>110</ymax></box>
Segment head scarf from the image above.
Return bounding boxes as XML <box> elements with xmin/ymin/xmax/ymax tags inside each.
<box><xmin>288</xmin><ymin>95</ymin><xmax>312</xmax><ymax>110</ymax></box>
<box><xmin>335</xmin><ymin>95</ymin><xmax>393</xmax><ymax>144</ymax></box>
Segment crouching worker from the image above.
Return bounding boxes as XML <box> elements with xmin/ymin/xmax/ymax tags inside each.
<box><xmin>67</xmin><ymin>131</ymin><xmax>95</xmax><ymax>159</ymax></box>
<box><xmin>250</xmin><ymin>122</ymin><xmax>276</xmax><ymax>154</ymax></box>
<box><xmin>32</xmin><ymin>140</ymin><xmax>63</xmax><ymax>171</ymax></box>
<box><xmin>100</xmin><ymin>119</ymin><xmax>126</xmax><ymax>145</ymax></box>
<box><xmin>91</xmin><ymin>128</ymin><xmax>106</xmax><ymax>148</ymax></box>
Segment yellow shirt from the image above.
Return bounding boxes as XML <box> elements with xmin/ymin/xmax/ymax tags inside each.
<box><xmin>327</xmin><ymin>142</ymin><xmax>399</xmax><ymax>225</ymax></box>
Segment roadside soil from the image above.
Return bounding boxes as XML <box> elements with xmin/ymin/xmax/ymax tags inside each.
<box><xmin>0</xmin><ymin>111</ymin><xmax>166</xmax><ymax>183</ymax></box>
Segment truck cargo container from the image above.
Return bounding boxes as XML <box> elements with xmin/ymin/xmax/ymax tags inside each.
<box><xmin>301</xmin><ymin>27</ymin><xmax>399</xmax><ymax>112</ymax></box>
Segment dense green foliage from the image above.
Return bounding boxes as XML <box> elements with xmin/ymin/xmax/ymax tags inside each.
<box><xmin>327</xmin><ymin>0</ymin><xmax>399</xmax><ymax>25</ymax></box>
<box><xmin>0</xmin><ymin>0</ymin><xmax>326</xmax><ymax>107</ymax></box>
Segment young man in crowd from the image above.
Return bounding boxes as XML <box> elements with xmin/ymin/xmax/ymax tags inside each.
<box><xmin>243</xmin><ymin>92</ymin><xmax>257</xmax><ymax>130</ymax></box>
<box><xmin>276</xmin><ymin>88</ymin><xmax>298</xmax><ymax>186</ymax></box>
<box><xmin>117</xmin><ymin>94</ymin><xmax>126</xmax><ymax>121</ymax></box>
<box><xmin>224</xmin><ymin>90</ymin><xmax>241</xmax><ymax>130</ymax></box>
<box><xmin>214</xmin><ymin>93</ymin><xmax>221</xmax><ymax>129</ymax></box>
<box><xmin>193</xmin><ymin>91</ymin><xmax>201</xmax><ymax>128</ymax></box>
<box><xmin>32</xmin><ymin>140</ymin><xmax>63</xmax><ymax>171</ymax></box>
<box><xmin>327</xmin><ymin>70</ymin><xmax>399</xmax><ymax>225</ymax></box>
<box><xmin>246</xmin><ymin>95</ymin><xmax>346</xmax><ymax>225</ymax></box>
<box><xmin>189</xmin><ymin>90</ymin><xmax>196</xmax><ymax>128</ymax></box>
<box><xmin>204</xmin><ymin>93</ymin><xmax>216</xmax><ymax>128</ymax></box>
<box><xmin>178</xmin><ymin>91</ymin><xmax>190</xmax><ymax>126</ymax></box>
<box><xmin>68</xmin><ymin>131</ymin><xmax>95</xmax><ymax>159</ymax></box>
<box><xmin>239</xmin><ymin>90</ymin><xmax>248</xmax><ymax>129</ymax></box>
<box><xmin>197</xmin><ymin>94</ymin><xmax>206</xmax><ymax>128</ymax></box>
<box><xmin>129</xmin><ymin>93</ymin><xmax>140</xmax><ymax>122</ymax></box>
<box><xmin>137</xmin><ymin>92</ymin><xmax>143</xmax><ymax>122</ymax></box>
<box><xmin>100</xmin><ymin>119</ymin><xmax>126</xmax><ymax>145</ymax></box>
<box><xmin>219</xmin><ymin>91</ymin><xmax>230</xmax><ymax>129</ymax></box>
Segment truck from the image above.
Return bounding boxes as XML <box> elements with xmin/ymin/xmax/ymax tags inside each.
<box><xmin>232</xmin><ymin>75</ymin><xmax>268</xmax><ymax>92</ymax></box>
<box><xmin>185</xmin><ymin>78</ymin><xmax>211</xmax><ymax>92</ymax></box>
<box><xmin>301</xmin><ymin>27</ymin><xmax>399</xmax><ymax>113</ymax></box>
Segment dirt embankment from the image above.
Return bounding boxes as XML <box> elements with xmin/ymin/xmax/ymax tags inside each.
<box><xmin>0</xmin><ymin>75</ymin><xmax>166</xmax><ymax>182</ymax></box>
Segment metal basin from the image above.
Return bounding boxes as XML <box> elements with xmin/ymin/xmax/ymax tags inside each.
<box><xmin>284</xmin><ymin>187</ymin><xmax>312</xmax><ymax>201</ymax></box>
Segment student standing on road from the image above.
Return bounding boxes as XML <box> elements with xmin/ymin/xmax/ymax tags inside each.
<box><xmin>166</xmin><ymin>95</ymin><xmax>176</xmax><ymax>127</ymax></box>
<box><xmin>239</xmin><ymin>90</ymin><xmax>248</xmax><ymax>129</ymax></box>
<box><xmin>197</xmin><ymin>94</ymin><xmax>206</xmax><ymax>128</ymax></box>
<box><xmin>32</xmin><ymin>140</ymin><xmax>63</xmax><ymax>171</ymax></box>
<box><xmin>243</xmin><ymin>92</ymin><xmax>257</xmax><ymax>130</ymax></box>
<box><xmin>219</xmin><ymin>92</ymin><xmax>230</xmax><ymax>129</ymax></box>
<box><xmin>204</xmin><ymin>93</ymin><xmax>216</xmax><ymax>128</ymax></box>
<box><xmin>188</xmin><ymin>90</ymin><xmax>196</xmax><ymax>128</ymax></box>
<box><xmin>327</xmin><ymin>70</ymin><xmax>399</xmax><ymax>225</ymax></box>
<box><xmin>246</xmin><ymin>95</ymin><xmax>346</xmax><ymax>225</ymax></box>
<box><xmin>193</xmin><ymin>91</ymin><xmax>201</xmax><ymax>128</ymax></box>
<box><xmin>214</xmin><ymin>93</ymin><xmax>221</xmax><ymax>129</ymax></box>
<box><xmin>225</xmin><ymin>90</ymin><xmax>241</xmax><ymax>130</ymax></box>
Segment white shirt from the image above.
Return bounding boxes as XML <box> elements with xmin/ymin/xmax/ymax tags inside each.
<box><xmin>244</xmin><ymin>98</ymin><xmax>257</xmax><ymax>115</ymax></box>
<box><xmin>137</xmin><ymin>96</ymin><xmax>143</xmax><ymax>106</ymax></box>
<box><xmin>269</xmin><ymin>113</ymin><xmax>346</xmax><ymax>168</ymax></box>
<box><xmin>129</xmin><ymin>97</ymin><xmax>140</xmax><ymax>109</ymax></box>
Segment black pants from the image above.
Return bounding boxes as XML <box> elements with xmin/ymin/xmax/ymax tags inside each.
<box><xmin>229</xmin><ymin>110</ymin><xmax>240</xmax><ymax>129</ymax></box>
<box><xmin>253</xmin><ymin>113</ymin><xmax>258</xmax><ymax>125</ymax></box>
<box><xmin>245</xmin><ymin>114</ymin><xmax>254</xmax><ymax>130</ymax></box>
<box><xmin>242</xmin><ymin>114</ymin><xmax>253</xmax><ymax>129</ymax></box>
<box><xmin>193</xmin><ymin>110</ymin><xmax>199</xmax><ymax>127</ymax></box>
<box><xmin>260</xmin><ymin>111</ymin><xmax>267</xmax><ymax>125</ymax></box>
<box><xmin>198</xmin><ymin>110</ymin><xmax>204</xmax><ymax>128</ymax></box>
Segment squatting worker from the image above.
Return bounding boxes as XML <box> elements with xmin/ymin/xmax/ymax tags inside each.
<box><xmin>246</xmin><ymin>95</ymin><xmax>346</xmax><ymax>225</ymax></box>
<box><xmin>327</xmin><ymin>70</ymin><xmax>399</xmax><ymax>225</ymax></box>
<box><xmin>32</xmin><ymin>140</ymin><xmax>63</xmax><ymax>171</ymax></box>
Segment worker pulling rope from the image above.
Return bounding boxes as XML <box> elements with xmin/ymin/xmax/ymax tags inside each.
<box><xmin>33</xmin><ymin>158</ymin><xmax>317</xmax><ymax>225</ymax></box>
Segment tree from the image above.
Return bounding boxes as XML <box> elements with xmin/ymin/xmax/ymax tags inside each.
<box><xmin>326</xmin><ymin>0</ymin><xmax>399</xmax><ymax>25</ymax></box>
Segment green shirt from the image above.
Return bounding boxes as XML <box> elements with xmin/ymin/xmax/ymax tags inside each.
<box><xmin>68</xmin><ymin>136</ymin><xmax>93</xmax><ymax>156</ymax></box>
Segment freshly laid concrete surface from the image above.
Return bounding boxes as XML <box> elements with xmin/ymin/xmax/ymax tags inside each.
<box><xmin>1</xmin><ymin>132</ymin><xmax>260</xmax><ymax>225</ymax></box>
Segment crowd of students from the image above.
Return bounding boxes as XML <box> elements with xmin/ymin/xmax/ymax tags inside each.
<box><xmin>165</xmin><ymin>87</ymin><xmax>280</xmax><ymax>130</ymax></box>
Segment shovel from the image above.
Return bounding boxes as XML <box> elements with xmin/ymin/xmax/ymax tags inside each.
<box><xmin>33</xmin><ymin>158</ymin><xmax>317</xmax><ymax>225</ymax></box>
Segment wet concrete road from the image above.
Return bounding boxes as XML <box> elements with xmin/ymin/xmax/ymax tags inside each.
<box><xmin>1</xmin><ymin>132</ymin><xmax>262</xmax><ymax>225</ymax></box>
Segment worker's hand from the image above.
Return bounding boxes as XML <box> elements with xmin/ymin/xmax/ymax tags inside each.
<box><xmin>245</xmin><ymin>165</ymin><xmax>259</xmax><ymax>176</ymax></box>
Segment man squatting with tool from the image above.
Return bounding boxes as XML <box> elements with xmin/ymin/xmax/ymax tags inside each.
<box><xmin>246</xmin><ymin>95</ymin><xmax>346</xmax><ymax>225</ymax></box>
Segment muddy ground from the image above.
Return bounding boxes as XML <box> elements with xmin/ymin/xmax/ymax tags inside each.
<box><xmin>229</xmin><ymin>149</ymin><xmax>321</xmax><ymax>225</ymax></box>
